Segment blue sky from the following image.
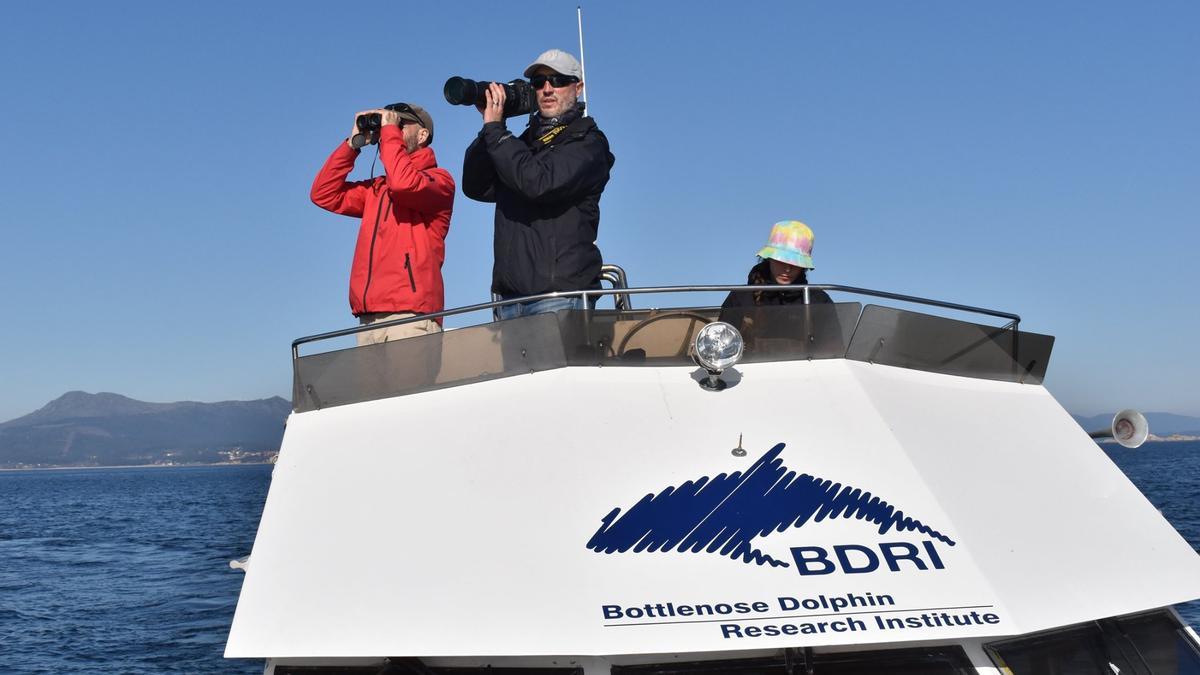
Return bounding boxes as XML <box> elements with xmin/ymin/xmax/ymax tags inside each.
<box><xmin>1</xmin><ymin>2</ymin><xmax>1196</xmax><ymax>422</ymax></box>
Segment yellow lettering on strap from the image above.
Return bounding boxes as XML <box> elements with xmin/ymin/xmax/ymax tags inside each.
<box><xmin>538</xmin><ymin>125</ymin><xmax>569</xmax><ymax>145</ymax></box>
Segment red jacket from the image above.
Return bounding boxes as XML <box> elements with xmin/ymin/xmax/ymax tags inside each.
<box><xmin>310</xmin><ymin>126</ymin><xmax>455</xmax><ymax>319</ymax></box>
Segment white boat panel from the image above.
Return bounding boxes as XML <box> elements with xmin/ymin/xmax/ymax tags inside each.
<box><xmin>226</xmin><ymin>360</ymin><xmax>1200</xmax><ymax>658</ymax></box>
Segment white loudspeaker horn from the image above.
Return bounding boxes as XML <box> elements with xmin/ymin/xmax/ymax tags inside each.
<box><xmin>1089</xmin><ymin>409</ymin><xmax>1150</xmax><ymax>448</ymax></box>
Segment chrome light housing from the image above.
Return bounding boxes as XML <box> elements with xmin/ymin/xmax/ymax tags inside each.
<box><xmin>1086</xmin><ymin>409</ymin><xmax>1149</xmax><ymax>448</ymax></box>
<box><xmin>693</xmin><ymin>321</ymin><xmax>744</xmax><ymax>374</ymax></box>
<box><xmin>1110</xmin><ymin>409</ymin><xmax>1149</xmax><ymax>448</ymax></box>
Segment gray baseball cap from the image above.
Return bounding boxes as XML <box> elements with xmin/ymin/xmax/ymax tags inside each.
<box><xmin>523</xmin><ymin>49</ymin><xmax>583</xmax><ymax>79</ymax></box>
<box><xmin>390</xmin><ymin>103</ymin><xmax>434</xmax><ymax>143</ymax></box>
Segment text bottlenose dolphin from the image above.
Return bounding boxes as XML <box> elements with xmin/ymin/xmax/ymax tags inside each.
<box><xmin>586</xmin><ymin>443</ymin><xmax>955</xmax><ymax>567</ymax></box>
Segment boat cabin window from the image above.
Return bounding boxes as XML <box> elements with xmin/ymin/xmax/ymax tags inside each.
<box><xmin>611</xmin><ymin>646</ymin><xmax>975</xmax><ymax>674</ymax></box>
<box><xmin>276</xmin><ymin>662</ymin><xmax>585</xmax><ymax>667</ymax></box>
<box><xmin>558</xmin><ymin>303</ymin><xmax>860</xmax><ymax>364</ymax></box>
<box><xmin>291</xmin><ymin>299</ymin><xmax>1053</xmax><ymax>413</ymax></box>
<box><xmin>291</xmin><ymin>304</ymin><xmax>863</xmax><ymax>412</ymax></box>
<box><xmin>270</xmin><ymin>648</ymin><xmax>975</xmax><ymax>675</ymax></box>
<box><xmin>985</xmin><ymin>609</ymin><xmax>1200</xmax><ymax>674</ymax></box>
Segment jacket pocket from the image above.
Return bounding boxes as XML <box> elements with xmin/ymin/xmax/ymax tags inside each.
<box><xmin>404</xmin><ymin>253</ymin><xmax>417</xmax><ymax>292</ymax></box>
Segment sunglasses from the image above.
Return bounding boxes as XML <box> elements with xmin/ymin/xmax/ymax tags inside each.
<box><xmin>384</xmin><ymin>102</ymin><xmax>425</xmax><ymax>128</ymax></box>
<box><xmin>529</xmin><ymin>74</ymin><xmax>580</xmax><ymax>89</ymax></box>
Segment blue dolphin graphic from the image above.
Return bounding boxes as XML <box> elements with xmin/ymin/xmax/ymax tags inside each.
<box><xmin>586</xmin><ymin>443</ymin><xmax>955</xmax><ymax>567</ymax></box>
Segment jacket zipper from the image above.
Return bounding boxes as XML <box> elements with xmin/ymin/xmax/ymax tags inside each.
<box><xmin>361</xmin><ymin>189</ymin><xmax>388</xmax><ymax>311</ymax></box>
<box><xmin>404</xmin><ymin>252</ymin><xmax>416</xmax><ymax>292</ymax></box>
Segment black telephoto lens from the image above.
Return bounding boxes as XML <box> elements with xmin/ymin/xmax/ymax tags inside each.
<box><xmin>443</xmin><ymin>77</ymin><xmax>534</xmax><ymax>117</ymax></box>
<box><xmin>443</xmin><ymin>77</ymin><xmax>484</xmax><ymax>107</ymax></box>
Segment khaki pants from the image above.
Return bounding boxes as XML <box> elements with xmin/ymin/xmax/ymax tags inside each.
<box><xmin>356</xmin><ymin>312</ymin><xmax>442</xmax><ymax>346</ymax></box>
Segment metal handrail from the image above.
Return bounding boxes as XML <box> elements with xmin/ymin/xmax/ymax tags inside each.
<box><xmin>599</xmin><ymin>263</ymin><xmax>632</xmax><ymax>311</ymax></box>
<box><xmin>292</xmin><ymin>284</ymin><xmax>1021</xmax><ymax>360</ymax></box>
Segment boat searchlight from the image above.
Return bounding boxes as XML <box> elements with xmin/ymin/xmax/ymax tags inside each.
<box><xmin>693</xmin><ymin>321</ymin><xmax>744</xmax><ymax>391</ymax></box>
<box><xmin>1089</xmin><ymin>409</ymin><xmax>1150</xmax><ymax>449</ymax></box>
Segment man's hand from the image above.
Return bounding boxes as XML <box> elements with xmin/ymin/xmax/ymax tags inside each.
<box><xmin>479</xmin><ymin>83</ymin><xmax>506</xmax><ymax>124</ymax></box>
<box><xmin>380</xmin><ymin>108</ymin><xmax>402</xmax><ymax>127</ymax></box>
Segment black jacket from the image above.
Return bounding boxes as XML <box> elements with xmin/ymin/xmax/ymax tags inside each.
<box><xmin>463</xmin><ymin>110</ymin><xmax>615</xmax><ymax>297</ymax></box>
<box><xmin>719</xmin><ymin>261</ymin><xmax>833</xmax><ymax>338</ymax></box>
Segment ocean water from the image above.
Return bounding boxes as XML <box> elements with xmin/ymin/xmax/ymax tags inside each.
<box><xmin>0</xmin><ymin>465</ymin><xmax>270</xmax><ymax>674</ymax></box>
<box><xmin>1100</xmin><ymin>439</ymin><xmax>1200</xmax><ymax>627</ymax></box>
<box><xmin>1</xmin><ymin>443</ymin><xmax>1198</xmax><ymax>673</ymax></box>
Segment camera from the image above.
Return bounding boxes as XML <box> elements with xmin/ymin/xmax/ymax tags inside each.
<box><xmin>443</xmin><ymin>77</ymin><xmax>533</xmax><ymax>118</ymax></box>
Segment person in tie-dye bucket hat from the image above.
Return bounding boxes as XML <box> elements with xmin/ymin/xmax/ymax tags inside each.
<box><xmin>757</xmin><ymin>220</ymin><xmax>815</xmax><ymax>272</ymax></box>
<box><xmin>719</xmin><ymin>220</ymin><xmax>832</xmax><ymax>333</ymax></box>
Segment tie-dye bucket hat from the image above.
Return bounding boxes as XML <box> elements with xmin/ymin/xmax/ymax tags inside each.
<box><xmin>756</xmin><ymin>220</ymin><xmax>815</xmax><ymax>269</ymax></box>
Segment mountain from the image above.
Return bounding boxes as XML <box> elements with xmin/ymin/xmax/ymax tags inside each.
<box><xmin>1072</xmin><ymin>412</ymin><xmax>1200</xmax><ymax>438</ymax></box>
<box><xmin>0</xmin><ymin>392</ymin><xmax>291</xmax><ymax>468</ymax></box>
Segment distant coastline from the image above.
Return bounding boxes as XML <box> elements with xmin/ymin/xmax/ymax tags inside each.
<box><xmin>0</xmin><ymin>457</ymin><xmax>278</xmax><ymax>472</ymax></box>
<box><xmin>4</xmin><ymin>392</ymin><xmax>1198</xmax><ymax>470</ymax></box>
<box><xmin>0</xmin><ymin>392</ymin><xmax>288</xmax><ymax>470</ymax></box>
<box><xmin>6</xmin><ymin>441</ymin><xmax>1200</xmax><ymax>470</ymax></box>
<box><xmin>1100</xmin><ymin>434</ymin><xmax>1200</xmax><ymax>444</ymax></box>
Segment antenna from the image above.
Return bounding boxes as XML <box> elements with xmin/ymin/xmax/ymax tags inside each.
<box><xmin>577</xmin><ymin>6</ymin><xmax>589</xmax><ymax>117</ymax></box>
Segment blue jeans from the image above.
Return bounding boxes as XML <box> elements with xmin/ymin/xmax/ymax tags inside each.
<box><xmin>496</xmin><ymin>295</ymin><xmax>594</xmax><ymax>321</ymax></box>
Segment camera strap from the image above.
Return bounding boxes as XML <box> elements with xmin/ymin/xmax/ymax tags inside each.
<box><xmin>535</xmin><ymin>124</ymin><xmax>569</xmax><ymax>147</ymax></box>
<box><xmin>532</xmin><ymin>115</ymin><xmax>590</xmax><ymax>149</ymax></box>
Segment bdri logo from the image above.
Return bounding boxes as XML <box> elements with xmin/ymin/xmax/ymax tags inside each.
<box><xmin>586</xmin><ymin>443</ymin><xmax>955</xmax><ymax>572</ymax></box>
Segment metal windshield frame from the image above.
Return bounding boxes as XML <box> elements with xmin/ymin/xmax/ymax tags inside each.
<box><xmin>291</xmin><ymin>284</ymin><xmax>1021</xmax><ymax>360</ymax></box>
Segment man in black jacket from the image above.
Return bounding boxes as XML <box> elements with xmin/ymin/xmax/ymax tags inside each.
<box><xmin>462</xmin><ymin>49</ymin><xmax>615</xmax><ymax>319</ymax></box>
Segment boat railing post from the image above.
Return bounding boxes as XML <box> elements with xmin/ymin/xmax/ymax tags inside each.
<box><xmin>581</xmin><ymin>289</ymin><xmax>593</xmax><ymax>358</ymax></box>
<box><xmin>599</xmin><ymin>263</ymin><xmax>632</xmax><ymax>310</ymax></box>
<box><xmin>1012</xmin><ymin>319</ymin><xmax>1019</xmax><ymax>381</ymax></box>
<box><xmin>803</xmin><ymin>285</ymin><xmax>814</xmax><ymax>358</ymax></box>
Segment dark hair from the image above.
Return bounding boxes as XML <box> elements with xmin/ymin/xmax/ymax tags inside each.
<box><xmin>749</xmin><ymin>260</ymin><xmax>809</xmax><ymax>305</ymax></box>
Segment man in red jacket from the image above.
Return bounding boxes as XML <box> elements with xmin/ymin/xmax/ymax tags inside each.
<box><xmin>311</xmin><ymin>104</ymin><xmax>455</xmax><ymax>345</ymax></box>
